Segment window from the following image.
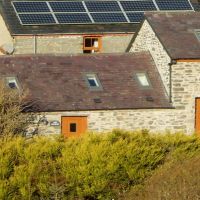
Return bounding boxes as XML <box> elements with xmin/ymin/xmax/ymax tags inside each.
<box><xmin>6</xmin><ymin>77</ymin><xmax>19</xmax><ymax>89</ymax></box>
<box><xmin>135</xmin><ymin>73</ymin><xmax>151</xmax><ymax>88</ymax></box>
<box><xmin>70</xmin><ymin>123</ymin><xmax>77</xmax><ymax>132</ymax></box>
<box><xmin>83</xmin><ymin>36</ymin><xmax>102</xmax><ymax>53</ymax></box>
<box><xmin>194</xmin><ymin>30</ymin><xmax>200</xmax><ymax>41</ymax></box>
<box><xmin>85</xmin><ymin>74</ymin><xmax>103</xmax><ymax>91</ymax></box>
<box><xmin>88</xmin><ymin>76</ymin><xmax>99</xmax><ymax>87</ymax></box>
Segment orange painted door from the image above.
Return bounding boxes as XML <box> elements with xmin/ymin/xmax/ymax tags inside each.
<box><xmin>195</xmin><ymin>99</ymin><xmax>200</xmax><ymax>134</ymax></box>
<box><xmin>61</xmin><ymin>116</ymin><xmax>87</xmax><ymax>138</ymax></box>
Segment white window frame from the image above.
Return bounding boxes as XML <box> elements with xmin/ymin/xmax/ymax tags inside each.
<box><xmin>84</xmin><ymin>73</ymin><xmax>103</xmax><ymax>91</ymax></box>
<box><xmin>6</xmin><ymin>77</ymin><xmax>19</xmax><ymax>89</ymax></box>
<box><xmin>135</xmin><ymin>72</ymin><xmax>152</xmax><ymax>88</ymax></box>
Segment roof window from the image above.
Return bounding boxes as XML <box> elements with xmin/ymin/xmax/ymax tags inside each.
<box><xmin>85</xmin><ymin>74</ymin><xmax>103</xmax><ymax>91</ymax></box>
<box><xmin>195</xmin><ymin>30</ymin><xmax>200</xmax><ymax>41</ymax></box>
<box><xmin>135</xmin><ymin>73</ymin><xmax>151</xmax><ymax>88</ymax></box>
<box><xmin>6</xmin><ymin>77</ymin><xmax>19</xmax><ymax>89</ymax></box>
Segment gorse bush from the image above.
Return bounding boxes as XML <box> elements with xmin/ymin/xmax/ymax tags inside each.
<box><xmin>0</xmin><ymin>131</ymin><xmax>200</xmax><ymax>199</ymax></box>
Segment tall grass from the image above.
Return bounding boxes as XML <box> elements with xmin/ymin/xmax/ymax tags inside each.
<box><xmin>125</xmin><ymin>155</ymin><xmax>200</xmax><ymax>200</ymax></box>
<box><xmin>0</xmin><ymin>130</ymin><xmax>200</xmax><ymax>199</ymax></box>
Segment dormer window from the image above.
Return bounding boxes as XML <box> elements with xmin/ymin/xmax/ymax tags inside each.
<box><xmin>6</xmin><ymin>77</ymin><xmax>19</xmax><ymax>89</ymax></box>
<box><xmin>135</xmin><ymin>73</ymin><xmax>151</xmax><ymax>88</ymax></box>
<box><xmin>85</xmin><ymin>74</ymin><xmax>103</xmax><ymax>91</ymax></box>
<box><xmin>195</xmin><ymin>30</ymin><xmax>200</xmax><ymax>41</ymax></box>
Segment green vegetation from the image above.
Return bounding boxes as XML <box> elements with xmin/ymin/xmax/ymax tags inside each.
<box><xmin>1</xmin><ymin>130</ymin><xmax>200</xmax><ymax>199</ymax></box>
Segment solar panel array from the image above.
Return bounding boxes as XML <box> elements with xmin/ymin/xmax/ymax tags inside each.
<box><xmin>12</xmin><ymin>0</ymin><xmax>194</xmax><ymax>25</ymax></box>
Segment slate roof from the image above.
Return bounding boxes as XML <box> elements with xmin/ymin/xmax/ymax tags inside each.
<box><xmin>0</xmin><ymin>53</ymin><xmax>171</xmax><ymax>112</ymax></box>
<box><xmin>145</xmin><ymin>12</ymin><xmax>200</xmax><ymax>59</ymax></box>
<box><xmin>0</xmin><ymin>0</ymin><xmax>137</xmax><ymax>35</ymax></box>
<box><xmin>191</xmin><ymin>0</ymin><xmax>200</xmax><ymax>11</ymax></box>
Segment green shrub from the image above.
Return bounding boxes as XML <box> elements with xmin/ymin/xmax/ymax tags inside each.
<box><xmin>0</xmin><ymin>131</ymin><xmax>200</xmax><ymax>199</ymax></box>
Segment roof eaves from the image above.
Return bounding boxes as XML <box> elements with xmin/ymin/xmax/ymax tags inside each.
<box><xmin>30</xmin><ymin>106</ymin><xmax>175</xmax><ymax>113</ymax></box>
<box><xmin>175</xmin><ymin>58</ymin><xmax>200</xmax><ymax>62</ymax></box>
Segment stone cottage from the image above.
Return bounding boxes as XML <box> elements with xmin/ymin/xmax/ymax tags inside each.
<box><xmin>0</xmin><ymin>0</ymin><xmax>197</xmax><ymax>55</ymax></box>
<box><xmin>0</xmin><ymin>53</ymin><xmax>173</xmax><ymax>136</ymax></box>
<box><xmin>128</xmin><ymin>11</ymin><xmax>200</xmax><ymax>134</ymax></box>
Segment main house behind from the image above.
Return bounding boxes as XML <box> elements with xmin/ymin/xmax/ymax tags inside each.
<box><xmin>0</xmin><ymin>0</ymin><xmax>198</xmax><ymax>55</ymax></box>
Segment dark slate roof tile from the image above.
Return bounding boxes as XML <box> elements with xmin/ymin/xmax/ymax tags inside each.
<box><xmin>0</xmin><ymin>53</ymin><xmax>171</xmax><ymax>111</ymax></box>
<box><xmin>145</xmin><ymin>12</ymin><xmax>200</xmax><ymax>59</ymax></box>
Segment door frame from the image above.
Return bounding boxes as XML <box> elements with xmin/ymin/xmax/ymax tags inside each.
<box><xmin>195</xmin><ymin>98</ymin><xmax>200</xmax><ymax>134</ymax></box>
<box><xmin>61</xmin><ymin>115</ymin><xmax>88</xmax><ymax>137</ymax></box>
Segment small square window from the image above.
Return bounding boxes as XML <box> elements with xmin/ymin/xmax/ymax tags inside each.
<box><xmin>135</xmin><ymin>73</ymin><xmax>151</xmax><ymax>88</ymax></box>
<box><xmin>6</xmin><ymin>77</ymin><xmax>19</xmax><ymax>89</ymax></box>
<box><xmin>85</xmin><ymin>74</ymin><xmax>103</xmax><ymax>91</ymax></box>
<box><xmin>70</xmin><ymin>123</ymin><xmax>76</xmax><ymax>132</ymax></box>
<box><xmin>83</xmin><ymin>37</ymin><xmax>102</xmax><ymax>53</ymax></box>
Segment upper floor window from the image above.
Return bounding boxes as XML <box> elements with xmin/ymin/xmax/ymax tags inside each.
<box><xmin>85</xmin><ymin>73</ymin><xmax>103</xmax><ymax>91</ymax></box>
<box><xmin>135</xmin><ymin>72</ymin><xmax>151</xmax><ymax>88</ymax></box>
<box><xmin>83</xmin><ymin>36</ymin><xmax>102</xmax><ymax>53</ymax></box>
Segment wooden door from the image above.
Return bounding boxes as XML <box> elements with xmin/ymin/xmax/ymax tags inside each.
<box><xmin>61</xmin><ymin>116</ymin><xmax>87</xmax><ymax>138</ymax></box>
<box><xmin>195</xmin><ymin>99</ymin><xmax>200</xmax><ymax>134</ymax></box>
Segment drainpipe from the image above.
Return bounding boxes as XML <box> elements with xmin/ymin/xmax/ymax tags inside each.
<box><xmin>168</xmin><ymin>59</ymin><xmax>177</xmax><ymax>103</ymax></box>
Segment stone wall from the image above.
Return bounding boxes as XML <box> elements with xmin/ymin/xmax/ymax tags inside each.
<box><xmin>102</xmin><ymin>35</ymin><xmax>133</xmax><ymax>53</ymax></box>
<box><xmin>37</xmin><ymin>108</ymin><xmax>189</xmax><ymax>136</ymax></box>
<box><xmin>13</xmin><ymin>34</ymin><xmax>133</xmax><ymax>54</ymax></box>
<box><xmin>14</xmin><ymin>36</ymin><xmax>35</xmax><ymax>54</ymax></box>
<box><xmin>129</xmin><ymin>20</ymin><xmax>171</xmax><ymax>94</ymax></box>
<box><xmin>171</xmin><ymin>61</ymin><xmax>200</xmax><ymax>133</ymax></box>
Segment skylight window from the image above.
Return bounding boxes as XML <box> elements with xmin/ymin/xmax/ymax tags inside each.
<box><xmin>85</xmin><ymin>74</ymin><xmax>102</xmax><ymax>91</ymax></box>
<box><xmin>195</xmin><ymin>30</ymin><xmax>200</xmax><ymax>41</ymax></box>
<box><xmin>88</xmin><ymin>76</ymin><xmax>99</xmax><ymax>87</ymax></box>
<box><xmin>6</xmin><ymin>77</ymin><xmax>19</xmax><ymax>89</ymax></box>
<box><xmin>135</xmin><ymin>73</ymin><xmax>151</xmax><ymax>88</ymax></box>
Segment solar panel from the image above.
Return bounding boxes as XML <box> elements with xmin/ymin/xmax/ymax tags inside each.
<box><xmin>126</xmin><ymin>12</ymin><xmax>144</xmax><ymax>23</ymax></box>
<box><xmin>85</xmin><ymin>1</ymin><xmax>121</xmax><ymax>12</ymax></box>
<box><xmin>18</xmin><ymin>14</ymin><xmax>56</xmax><ymax>25</ymax></box>
<box><xmin>12</xmin><ymin>0</ymin><xmax>194</xmax><ymax>25</ymax></box>
<box><xmin>12</xmin><ymin>2</ymin><xmax>49</xmax><ymax>13</ymax></box>
<box><xmin>120</xmin><ymin>0</ymin><xmax>157</xmax><ymax>11</ymax></box>
<box><xmin>91</xmin><ymin>13</ymin><xmax>127</xmax><ymax>23</ymax></box>
<box><xmin>156</xmin><ymin>0</ymin><xmax>193</xmax><ymax>10</ymax></box>
<box><xmin>55</xmin><ymin>13</ymin><xmax>92</xmax><ymax>23</ymax></box>
<box><xmin>49</xmin><ymin>1</ymin><xmax>86</xmax><ymax>12</ymax></box>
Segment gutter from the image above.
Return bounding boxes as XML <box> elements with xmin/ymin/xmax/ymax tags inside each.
<box><xmin>175</xmin><ymin>59</ymin><xmax>200</xmax><ymax>62</ymax></box>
